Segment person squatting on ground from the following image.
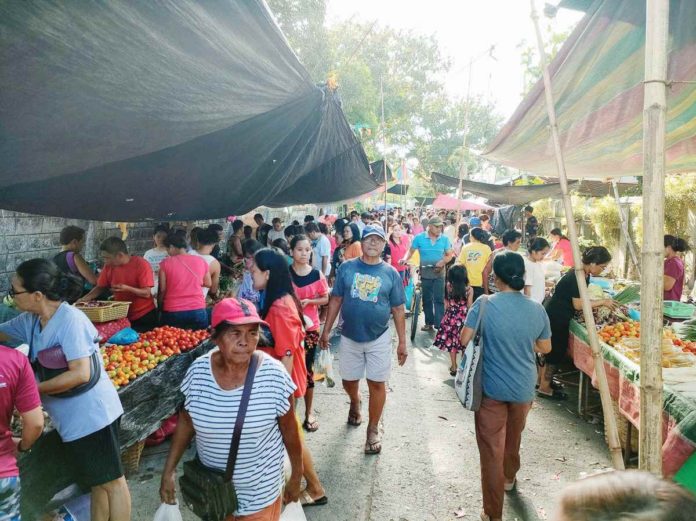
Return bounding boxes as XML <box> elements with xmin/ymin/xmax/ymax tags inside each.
<box><xmin>459</xmin><ymin>252</ymin><xmax>551</xmax><ymax>521</ymax></box>
<box><xmin>320</xmin><ymin>225</ymin><xmax>407</xmax><ymax>455</ymax></box>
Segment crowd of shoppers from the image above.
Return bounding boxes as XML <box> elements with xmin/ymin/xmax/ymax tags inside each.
<box><xmin>2</xmin><ymin>209</ymin><xmax>696</xmax><ymax>521</ymax></box>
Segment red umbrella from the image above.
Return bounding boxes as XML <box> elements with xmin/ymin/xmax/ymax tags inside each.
<box><xmin>432</xmin><ymin>194</ymin><xmax>495</xmax><ymax>211</ymax></box>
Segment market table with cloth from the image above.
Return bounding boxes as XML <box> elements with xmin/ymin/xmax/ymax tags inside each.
<box><xmin>17</xmin><ymin>339</ymin><xmax>215</xmax><ymax>518</ymax></box>
<box><xmin>569</xmin><ymin>320</ymin><xmax>696</xmax><ymax>492</ymax></box>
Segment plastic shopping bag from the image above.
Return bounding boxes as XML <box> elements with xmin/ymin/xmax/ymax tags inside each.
<box><xmin>153</xmin><ymin>503</ymin><xmax>184</xmax><ymax>521</ymax></box>
<box><xmin>280</xmin><ymin>502</ymin><xmax>307</xmax><ymax>521</ymax></box>
<box><xmin>316</xmin><ymin>349</ymin><xmax>335</xmax><ymax>388</ymax></box>
<box><xmin>404</xmin><ymin>277</ymin><xmax>414</xmax><ymax>310</ymax></box>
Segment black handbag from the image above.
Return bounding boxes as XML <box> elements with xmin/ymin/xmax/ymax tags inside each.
<box><xmin>179</xmin><ymin>351</ymin><xmax>261</xmax><ymax>520</ymax></box>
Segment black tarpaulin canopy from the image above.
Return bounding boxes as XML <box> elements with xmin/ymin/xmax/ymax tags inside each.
<box><xmin>431</xmin><ymin>172</ymin><xmax>578</xmax><ymax>205</ymax></box>
<box><xmin>0</xmin><ymin>0</ymin><xmax>377</xmax><ymax>221</ymax></box>
<box><xmin>431</xmin><ymin>172</ymin><xmax>639</xmax><ymax>204</ymax></box>
<box><xmin>387</xmin><ymin>184</ymin><xmax>409</xmax><ymax>195</ymax></box>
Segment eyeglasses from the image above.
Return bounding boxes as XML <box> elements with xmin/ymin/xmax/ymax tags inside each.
<box><xmin>8</xmin><ymin>287</ymin><xmax>29</xmax><ymax>297</ymax></box>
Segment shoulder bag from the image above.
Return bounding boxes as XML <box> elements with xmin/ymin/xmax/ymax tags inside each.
<box><xmin>29</xmin><ymin>316</ymin><xmax>101</xmax><ymax>398</ymax></box>
<box><xmin>455</xmin><ymin>296</ymin><xmax>488</xmax><ymax>411</ymax></box>
<box><xmin>179</xmin><ymin>351</ymin><xmax>262</xmax><ymax>520</ymax></box>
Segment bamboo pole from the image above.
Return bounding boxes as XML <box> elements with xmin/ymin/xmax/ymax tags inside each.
<box><xmin>456</xmin><ymin>57</ymin><xmax>474</xmax><ymax>230</ymax></box>
<box><xmin>639</xmin><ymin>0</ymin><xmax>669</xmax><ymax>475</ymax></box>
<box><xmin>612</xmin><ymin>180</ymin><xmax>641</xmax><ymax>278</ymax></box>
<box><xmin>530</xmin><ymin>0</ymin><xmax>624</xmax><ymax>469</ymax></box>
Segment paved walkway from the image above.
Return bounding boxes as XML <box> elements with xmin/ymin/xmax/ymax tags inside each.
<box><xmin>130</xmin><ymin>327</ymin><xmax>612</xmax><ymax>521</ymax></box>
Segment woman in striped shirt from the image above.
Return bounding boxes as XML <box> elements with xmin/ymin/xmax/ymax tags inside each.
<box><xmin>159</xmin><ymin>298</ymin><xmax>303</xmax><ymax>520</ymax></box>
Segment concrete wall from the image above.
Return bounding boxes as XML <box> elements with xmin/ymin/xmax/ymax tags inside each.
<box><xmin>0</xmin><ymin>210</ymin><xmax>163</xmax><ymax>293</ymax></box>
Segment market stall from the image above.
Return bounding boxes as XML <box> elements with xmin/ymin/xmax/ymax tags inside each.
<box><xmin>569</xmin><ymin>318</ymin><xmax>696</xmax><ymax>492</ymax></box>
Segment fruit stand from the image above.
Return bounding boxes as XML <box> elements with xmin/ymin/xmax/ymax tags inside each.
<box><xmin>18</xmin><ymin>319</ymin><xmax>215</xmax><ymax>519</ymax></box>
<box><xmin>569</xmin><ymin>318</ymin><xmax>696</xmax><ymax>493</ymax></box>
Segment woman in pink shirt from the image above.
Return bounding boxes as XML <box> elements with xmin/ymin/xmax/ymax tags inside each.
<box><xmin>158</xmin><ymin>234</ymin><xmax>211</xmax><ymax>329</ymax></box>
<box><xmin>664</xmin><ymin>235</ymin><xmax>689</xmax><ymax>301</ymax></box>
<box><xmin>386</xmin><ymin>224</ymin><xmax>411</xmax><ymax>285</ymax></box>
<box><xmin>548</xmin><ymin>228</ymin><xmax>575</xmax><ymax>268</ymax></box>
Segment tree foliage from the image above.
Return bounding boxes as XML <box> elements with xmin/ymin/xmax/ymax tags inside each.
<box><xmin>265</xmin><ymin>1</ymin><xmax>503</xmax><ymax>194</ymax></box>
<box><xmin>517</xmin><ymin>27</ymin><xmax>569</xmax><ymax>96</ymax></box>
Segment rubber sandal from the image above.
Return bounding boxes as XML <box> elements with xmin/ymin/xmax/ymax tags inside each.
<box><xmin>420</xmin><ymin>324</ymin><xmax>434</xmax><ymax>332</ymax></box>
<box><xmin>537</xmin><ymin>389</ymin><xmax>569</xmax><ymax>401</ymax></box>
<box><xmin>299</xmin><ymin>489</ymin><xmax>328</xmax><ymax>507</ymax></box>
<box><xmin>449</xmin><ymin>368</ymin><xmax>457</xmax><ymax>377</ymax></box>
<box><xmin>302</xmin><ymin>418</ymin><xmax>319</xmax><ymax>432</ymax></box>
<box><xmin>365</xmin><ymin>430</ymin><xmax>382</xmax><ymax>455</ymax></box>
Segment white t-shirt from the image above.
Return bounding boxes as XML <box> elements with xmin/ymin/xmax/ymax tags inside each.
<box><xmin>267</xmin><ymin>229</ymin><xmax>285</xmax><ymax>246</ymax></box>
<box><xmin>312</xmin><ymin>234</ymin><xmax>331</xmax><ymax>276</ymax></box>
<box><xmin>524</xmin><ymin>258</ymin><xmax>546</xmax><ymax>304</ymax></box>
<box><xmin>190</xmin><ymin>250</ymin><xmax>216</xmax><ymax>298</ymax></box>
<box><xmin>144</xmin><ymin>248</ymin><xmax>169</xmax><ymax>294</ymax></box>
<box><xmin>181</xmin><ymin>353</ymin><xmax>296</xmax><ymax>516</ymax></box>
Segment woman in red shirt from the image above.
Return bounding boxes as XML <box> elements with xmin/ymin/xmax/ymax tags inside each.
<box><xmin>385</xmin><ymin>223</ymin><xmax>411</xmax><ymax>285</ymax></box>
<box><xmin>289</xmin><ymin>235</ymin><xmax>329</xmax><ymax>432</ymax></box>
<box><xmin>548</xmin><ymin>228</ymin><xmax>575</xmax><ymax>268</ymax></box>
<box><xmin>664</xmin><ymin>235</ymin><xmax>689</xmax><ymax>301</ymax></box>
<box><xmin>250</xmin><ymin>249</ymin><xmax>327</xmax><ymax>507</ymax></box>
<box><xmin>158</xmin><ymin>234</ymin><xmax>211</xmax><ymax>330</ymax></box>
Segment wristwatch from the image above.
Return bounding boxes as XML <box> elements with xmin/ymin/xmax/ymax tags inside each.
<box><xmin>17</xmin><ymin>441</ymin><xmax>31</xmax><ymax>454</ymax></box>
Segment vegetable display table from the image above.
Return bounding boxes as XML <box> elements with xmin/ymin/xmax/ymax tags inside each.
<box><xmin>18</xmin><ymin>340</ymin><xmax>215</xmax><ymax>519</ymax></box>
<box><xmin>569</xmin><ymin>320</ymin><xmax>696</xmax><ymax>493</ymax></box>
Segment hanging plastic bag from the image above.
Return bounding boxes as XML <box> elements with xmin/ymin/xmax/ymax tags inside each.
<box><xmin>316</xmin><ymin>349</ymin><xmax>335</xmax><ymax>388</ymax></box>
<box><xmin>153</xmin><ymin>503</ymin><xmax>184</xmax><ymax>521</ymax></box>
<box><xmin>404</xmin><ymin>277</ymin><xmax>414</xmax><ymax>310</ymax></box>
<box><xmin>280</xmin><ymin>502</ymin><xmax>307</xmax><ymax>521</ymax></box>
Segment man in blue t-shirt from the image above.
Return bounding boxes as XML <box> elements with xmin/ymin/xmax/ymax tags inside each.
<box><xmin>399</xmin><ymin>217</ymin><xmax>454</xmax><ymax>331</ymax></box>
<box><xmin>320</xmin><ymin>225</ymin><xmax>406</xmax><ymax>456</ymax></box>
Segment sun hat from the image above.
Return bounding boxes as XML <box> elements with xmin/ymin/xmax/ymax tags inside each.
<box><xmin>211</xmin><ymin>298</ymin><xmax>268</xmax><ymax>328</ymax></box>
<box><xmin>361</xmin><ymin>224</ymin><xmax>387</xmax><ymax>241</ymax></box>
<box><xmin>469</xmin><ymin>216</ymin><xmax>482</xmax><ymax>226</ymax></box>
<box><xmin>428</xmin><ymin>217</ymin><xmax>444</xmax><ymax>227</ymax></box>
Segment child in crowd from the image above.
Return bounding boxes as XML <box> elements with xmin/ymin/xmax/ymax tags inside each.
<box><xmin>237</xmin><ymin>239</ymin><xmax>264</xmax><ymax>307</ymax></box>
<box><xmin>433</xmin><ymin>265</ymin><xmax>474</xmax><ymax>376</ymax></box>
<box><xmin>524</xmin><ymin>238</ymin><xmax>551</xmax><ymax>304</ymax></box>
<box><xmin>267</xmin><ymin>217</ymin><xmax>285</xmax><ymax>245</ymax></box>
<box><xmin>272</xmin><ymin>238</ymin><xmax>293</xmax><ymax>265</ymax></box>
<box><xmin>289</xmin><ymin>235</ymin><xmax>329</xmax><ymax>432</ymax></box>
<box><xmin>79</xmin><ymin>237</ymin><xmax>157</xmax><ymax>331</ymax></box>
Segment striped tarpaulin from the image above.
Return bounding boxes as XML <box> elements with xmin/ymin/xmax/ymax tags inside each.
<box><xmin>484</xmin><ymin>0</ymin><xmax>696</xmax><ymax>179</ymax></box>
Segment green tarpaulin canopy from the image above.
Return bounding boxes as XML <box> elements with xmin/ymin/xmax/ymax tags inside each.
<box><xmin>484</xmin><ymin>0</ymin><xmax>696</xmax><ymax>179</ymax></box>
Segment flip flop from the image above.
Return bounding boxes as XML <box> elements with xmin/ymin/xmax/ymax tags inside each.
<box><xmin>449</xmin><ymin>368</ymin><xmax>457</xmax><ymax>377</ymax></box>
<box><xmin>299</xmin><ymin>489</ymin><xmax>328</xmax><ymax>507</ymax></box>
<box><xmin>504</xmin><ymin>478</ymin><xmax>517</xmax><ymax>492</ymax></box>
<box><xmin>303</xmin><ymin>418</ymin><xmax>319</xmax><ymax>432</ymax></box>
<box><xmin>365</xmin><ymin>428</ymin><xmax>382</xmax><ymax>455</ymax></box>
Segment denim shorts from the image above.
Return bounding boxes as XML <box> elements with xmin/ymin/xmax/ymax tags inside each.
<box><xmin>160</xmin><ymin>308</ymin><xmax>208</xmax><ymax>330</ymax></box>
<box><xmin>0</xmin><ymin>476</ymin><xmax>21</xmax><ymax>521</ymax></box>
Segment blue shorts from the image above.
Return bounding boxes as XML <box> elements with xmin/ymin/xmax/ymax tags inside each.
<box><xmin>0</xmin><ymin>476</ymin><xmax>20</xmax><ymax>521</ymax></box>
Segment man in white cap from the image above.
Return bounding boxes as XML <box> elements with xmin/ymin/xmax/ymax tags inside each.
<box><xmin>320</xmin><ymin>224</ymin><xmax>406</xmax><ymax>455</ymax></box>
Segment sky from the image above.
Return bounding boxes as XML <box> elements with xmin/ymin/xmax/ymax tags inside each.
<box><xmin>326</xmin><ymin>0</ymin><xmax>584</xmax><ymax>121</ymax></box>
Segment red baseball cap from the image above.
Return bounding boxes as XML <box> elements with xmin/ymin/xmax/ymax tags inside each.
<box><xmin>211</xmin><ymin>298</ymin><xmax>269</xmax><ymax>328</ymax></box>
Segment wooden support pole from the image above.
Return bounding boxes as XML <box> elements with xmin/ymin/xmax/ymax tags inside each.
<box><xmin>639</xmin><ymin>0</ymin><xmax>669</xmax><ymax>475</ymax></box>
<box><xmin>612</xmin><ymin>180</ymin><xmax>641</xmax><ymax>278</ymax></box>
<box><xmin>530</xmin><ymin>0</ymin><xmax>625</xmax><ymax>470</ymax></box>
